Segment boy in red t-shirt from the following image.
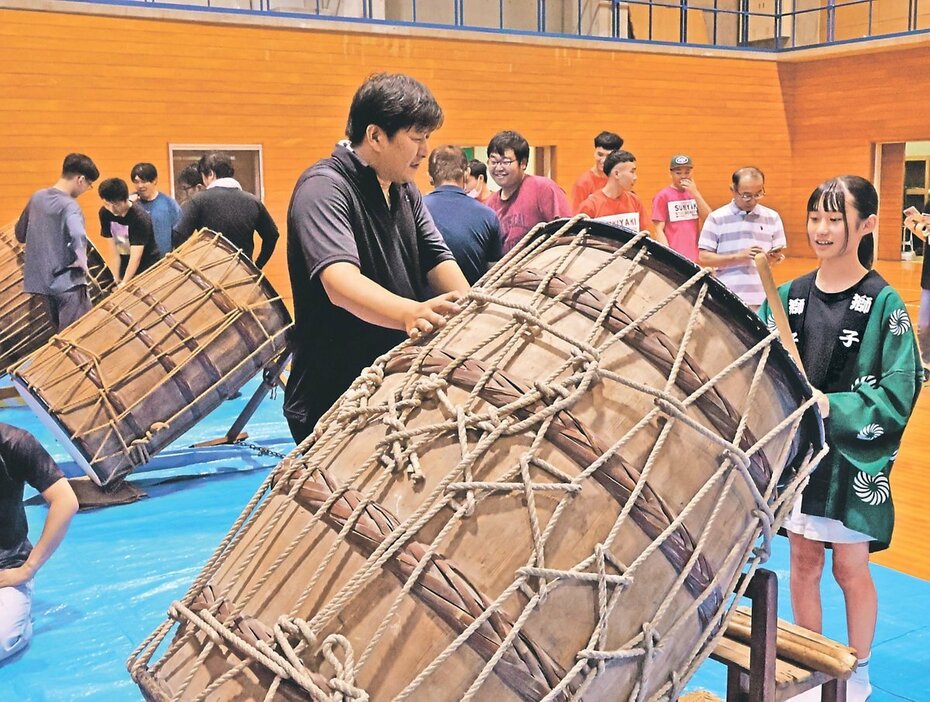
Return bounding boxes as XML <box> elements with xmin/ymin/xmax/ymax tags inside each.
<box><xmin>571</xmin><ymin>130</ymin><xmax>623</xmax><ymax>213</ymax></box>
<box><xmin>579</xmin><ymin>150</ymin><xmax>661</xmax><ymax>242</ymax></box>
<box><xmin>651</xmin><ymin>154</ymin><xmax>712</xmax><ymax>261</ymax></box>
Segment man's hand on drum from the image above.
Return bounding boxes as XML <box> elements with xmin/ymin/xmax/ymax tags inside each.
<box><xmin>405</xmin><ymin>292</ymin><xmax>463</xmax><ymax>339</ymax></box>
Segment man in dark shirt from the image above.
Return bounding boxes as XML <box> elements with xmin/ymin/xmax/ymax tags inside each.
<box><xmin>15</xmin><ymin>153</ymin><xmax>99</xmax><ymax>331</ymax></box>
<box><xmin>171</xmin><ymin>152</ymin><xmax>279</xmax><ymax>269</ymax></box>
<box><xmin>284</xmin><ymin>73</ymin><xmax>470</xmax><ymax>442</ymax></box>
<box><xmin>0</xmin><ymin>423</ymin><xmax>78</xmax><ymax>662</ymax></box>
<box><xmin>98</xmin><ymin>178</ymin><xmax>162</xmax><ymax>287</ymax></box>
<box><xmin>424</xmin><ymin>145</ymin><xmax>502</xmax><ymax>285</ymax></box>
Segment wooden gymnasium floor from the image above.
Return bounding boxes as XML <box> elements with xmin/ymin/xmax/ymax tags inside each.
<box><xmin>773</xmin><ymin>256</ymin><xmax>928</xmax><ymax>581</ymax></box>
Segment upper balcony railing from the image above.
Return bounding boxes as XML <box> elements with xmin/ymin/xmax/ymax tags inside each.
<box><xmin>53</xmin><ymin>0</ymin><xmax>930</xmax><ymax>51</ymax></box>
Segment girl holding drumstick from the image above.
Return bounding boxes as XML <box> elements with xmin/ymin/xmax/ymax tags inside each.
<box><xmin>760</xmin><ymin>176</ymin><xmax>922</xmax><ymax>701</ymax></box>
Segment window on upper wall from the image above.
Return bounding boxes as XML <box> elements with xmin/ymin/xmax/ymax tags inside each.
<box><xmin>168</xmin><ymin>145</ymin><xmax>264</xmax><ymax>200</ymax></box>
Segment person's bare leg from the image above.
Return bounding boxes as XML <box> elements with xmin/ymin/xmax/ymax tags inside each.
<box><xmin>833</xmin><ymin>542</ymin><xmax>875</xmax><ymax>700</ymax></box>
<box><xmin>789</xmin><ymin>531</ymin><xmax>826</xmax><ymax>632</ymax></box>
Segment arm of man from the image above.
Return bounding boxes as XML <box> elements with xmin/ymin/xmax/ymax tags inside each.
<box><xmin>320</xmin><ymin>262</ymin><xmax>461</xmax><ymax>337</ymax></box>
<box><xmin>253</xmin><ymin>202</ymin><xmax>280</xmax><ymax>269</ymax></box>
<box><xmin>698</xmin><ymin>248</ymin><xmax>761</xmax><ymax>268</ymax></box>
<box><xmin>639</xmin><ymin>200</ymin><xmax>664</xmax><ymax>245</ymax></box>
<box><xmin>171</xmin><ymin>197</ymin><xmax>199</xmax><ymax>249</ymax></box>
<box><xmin>682</xmin><ymin>180</ymin><xmax>712</xmax><ymax>220</ymax></box>
<box><xmin>121</xmin><ymin>246</ymin><xmax>145</xmax><ymax>285</ymax></box>
<box><xmin>14</xmin><ymin>206</ymin><xmax>28</xmax><ymax>243</ymax></box>
<box><xmin>0</xmin><ymin>479</ymin><xmax>79</xmax><ymax>588</ymax></box>
<box><xmin>766</xmin><ymin>213</ymin><xmax>788</xmax><ymax>265</ymax></box>
<box><xmin>100</xmin><ymin>210</ymin><xmax>121</xmax><ymax>283</ymax></box>
<box><xmin>426</xmin><ymin>259</ymin><xmax>469</xmax><ymax>295</ymax></box>
<box><xmin>697</xmin><ymin>215</ymin><xmax>760</xmax><ymax>268</ymax></box>
<box><xmin>65</xmin><ymin>203</ymin><xmax>88</xmax><ymax>272</ymax></box>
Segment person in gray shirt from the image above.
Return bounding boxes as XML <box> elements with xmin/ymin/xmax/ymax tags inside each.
<box><xmin>15</xmin><ymin>153</ymin><xmax>99</xmax><ymax>331</ymax></box>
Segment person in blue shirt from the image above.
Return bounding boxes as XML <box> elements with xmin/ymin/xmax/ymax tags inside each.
<box><xmin>130</xmin><ymin>162</ymin><xmax>181</xmax><ymax>259</ymax></box>
<box><xmin>424</xmin><ymin>145</ymin><xmax>502</xmax><ymax>285</ymax></box>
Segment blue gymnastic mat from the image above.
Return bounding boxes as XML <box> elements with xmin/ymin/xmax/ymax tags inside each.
<box><xmin>2</xmin><ymin>378</ymin><xmax>927</xmax><ymax>700</ymax></box>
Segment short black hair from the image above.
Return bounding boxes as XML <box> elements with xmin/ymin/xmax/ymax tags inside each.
<box><xmin>807</xmin><ymin>175</ymin><xmax>878</xmax><ymax>269</ymax></box>
<box><xmin>428</xmin><ymin>145</ymin><xmax>468</xmax><ymax>185</ymax></box>
<box><xmin>594</xmin><ymin>131</ymin><xmax>623</xmax><ymax>151</ymax></box>
<box><xmin>130</xmin><ymin>162</ymin><xmax>158</xmax><ymax>182</ymax></box>
<box><xmin>603</xmin><ymin>149</ymin><xmax>636</xmax><ymax>176</ymax></box>
<box><xmin>345</xmin><ymin>73</ymin><xmax>444</xmax><ymax>145</ymax></box>
<box><xmin>98</xmin><ymin>177</ymin><xmax>130</xmax><ymax>202</ymax></box>
<box><xmin>487</xmin><ymin>130</ymin><xmax>530</xmax><ymax>166</ymax></box>
<box><xmin>467</xmin><ymin>159</ymin><xmax>487</xmax><ymax>182</ymax></box>
<box><xmin>198</xmin><ymin>152</ymin><xmax>234</xmax><ymax>179</ymax></box>
<box><xmin>62</xmin><ymin>153</ymin><xmax>99</xmax><ymax>182</ymax></box>
<box><xmin>732</xmin><ymin>166</ymin><xmax>765</xmax><ymax>189</ymax></box>
<box><xmin>176</xmin><ymin>163</ymin><xmax>203</xmax><ymax>189</ymax></box>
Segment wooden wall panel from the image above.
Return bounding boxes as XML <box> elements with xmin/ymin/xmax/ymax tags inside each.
<box><xmin>0</xmin><ymin>7</ymin><xmax>792</xmax><ymax>301</ymax></box>
<box><xmin>779</xmin><ymin>41</ymin><xmax>930</xmax><ymax>259</ymax></box>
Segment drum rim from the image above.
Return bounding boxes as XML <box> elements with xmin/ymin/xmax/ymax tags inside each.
<box><xmin>526</xmin><ymin>218</ymin><xmax>825</xmax><ymax>457</ymax></box>
<box><xmin>189</xmin><ymin>228</ymin><xmax>293</xmax><ymax>325</ymax></box>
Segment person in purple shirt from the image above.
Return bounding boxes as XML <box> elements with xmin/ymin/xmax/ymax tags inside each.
<box><xmin>424</xmin><ymin>145</ymin><xmax>502</xmax><ymax>285</ymax></box>
<box><xmin>484</xmin><ymin>130</ymin><xmax>571</xmax><ymax>253</ymax></box>
<box><xmin>14</xmin><ymin>153</ymin><xmax>99</xmax><ymax>331</ymax></box>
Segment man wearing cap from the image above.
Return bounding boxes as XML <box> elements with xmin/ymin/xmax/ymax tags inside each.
<box><xmin>651</xmin><ymin>154</ymin><xmax>711</xmax><ymax>262</ymax></box>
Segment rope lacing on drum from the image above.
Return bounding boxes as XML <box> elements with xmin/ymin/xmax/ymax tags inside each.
<box><xmin>130</xmin><ymin>219</ymin><xmax>823</xmax><ymax>702</ymax></box>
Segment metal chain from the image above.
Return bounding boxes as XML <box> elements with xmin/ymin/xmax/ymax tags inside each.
<box><xmin>235</xmin><ymin>439</ymin><xmax>288</xmax><ymax>460</ymax></box>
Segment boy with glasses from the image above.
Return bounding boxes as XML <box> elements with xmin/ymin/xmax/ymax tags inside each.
<box><xmin>485</xmin><ymin>130</ymin><xmax>571</xmax><ymax>253</ymax></box>
<box><xmin>698</xmin><ymin>166</ymin><xmax>786</xmax><ymax>309</ymax></box>
<box><xmin>14</xmin><ymin>153</ymin><xmax>99</xmax><ymax>331</ymax></box>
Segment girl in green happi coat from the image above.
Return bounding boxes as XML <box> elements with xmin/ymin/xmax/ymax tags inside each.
<box><xmin>759</xmin><ymin>176</ymin><xmax>922</xmax><ymax>702</ymax></box>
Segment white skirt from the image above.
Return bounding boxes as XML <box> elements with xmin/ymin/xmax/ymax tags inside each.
<box><xmin>783</xmin><ymin>496</ymin><xmax>874</xmax><ymax>544</ymax></box>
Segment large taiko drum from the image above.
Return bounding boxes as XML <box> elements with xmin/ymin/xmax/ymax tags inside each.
<box><xmin>128</xmin><ymin>219</ymin><xmax>823</xmax><ymax>701</ymax></box>
<box><xmin>0</xmin><ymin>221</ymin><xmax>115</xmax><ymax>370</ymax></box>
<box><xmin>10</xmin><ymin>229</ymin><xmax>291</xmax><ymax>488</ymax></box>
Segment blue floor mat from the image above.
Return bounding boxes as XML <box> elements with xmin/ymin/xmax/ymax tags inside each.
<box><xmin>2</xmin><ymin>377</ymin><xmax>927</xmax><ymax>700</ymax></box>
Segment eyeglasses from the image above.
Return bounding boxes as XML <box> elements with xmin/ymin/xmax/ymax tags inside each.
<box><xmin>735</xmin><ymin>190</ymin><xmax>765</xmax><ymax>202</ymax></box>
<box><xmin>487</xmin><ymin>158</ymin><xmax>516</xmax><ymax>168</ymax></box>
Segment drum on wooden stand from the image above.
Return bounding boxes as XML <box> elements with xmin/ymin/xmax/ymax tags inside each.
<box><xmin>128</xmin><ymin>219</ymin><xmax>823</xmax><ymax>701</ymax></box>
<box><xmin>10</xmin><ymin>228</ymin><xmax>291</xmax><ymax>488</ymax></box>
<box><xmin>0</xmin><ymin>221</ymin><xmax>114</xmax><ymax>370</ymax></box>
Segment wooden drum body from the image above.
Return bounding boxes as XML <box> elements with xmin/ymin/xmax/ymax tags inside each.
<box><xmin>130</xmin><ymin>220</ymin><xmax>822</xmax><ymax>701</ymax></box>
<box><xmin>10</xmin><ymin>229</ymin><xmax>291</xmax><ymax>487</ymax></box>
<box><xmin>0</xmin><ymin>221</ymin><xmax>114</xmax><ymax>370</ymax></box>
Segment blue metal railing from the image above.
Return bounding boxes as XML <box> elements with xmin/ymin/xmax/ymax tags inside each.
<box><xmin>52</xmin><ymin>0</ymin><xmax>930</xmax><ymax>51</ymax></box>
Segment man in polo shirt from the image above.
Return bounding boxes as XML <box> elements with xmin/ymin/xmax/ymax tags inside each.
<box><xmin>698</xmin><ymin>166</ymin><xmax>786</xmax><ymax>309</ymax></box>
<box><xmin>425</xmin><ymin>145</ymin><xmax>502</xmax><ymax>285</ymax></box>
<box><xmin>284</xmin><ymin>73</ymin><xmax>469</xmax><ymax>442</ymax></box>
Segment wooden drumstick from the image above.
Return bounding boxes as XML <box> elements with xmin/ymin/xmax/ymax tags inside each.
<box><xmin>754</xmin><ymin>252</ymin><xmax>806</xmax><ymax>378</ymax></box>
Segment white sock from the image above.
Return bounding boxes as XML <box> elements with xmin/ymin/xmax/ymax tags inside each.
<box><xmin>851</xmin><ymin>656</ymin><xmax>870</xmax><ymax>686</ymax></box>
